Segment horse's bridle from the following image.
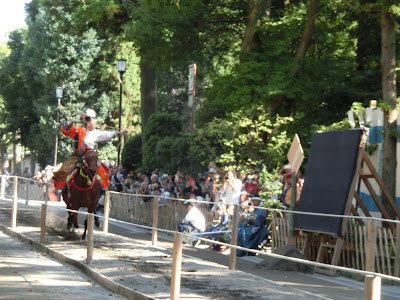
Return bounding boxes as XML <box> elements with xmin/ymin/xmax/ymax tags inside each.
<box><xmin>69</xmin><ymin>150</ymin><xmax>98</xmax><ymax>191</ymax></box>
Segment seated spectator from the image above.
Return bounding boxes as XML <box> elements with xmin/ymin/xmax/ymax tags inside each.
<box><xmin>208</xmin><ymin>203</ymin><xmax>232</xmax><ymax>251</ymax></box>
<box><xmin>159</xmin><ymin>174</ymin><xmax>169</xmax><ymax>192</ymax></box>
<box><xmin>183</xmin><ymin>176</ymin><xmax>203</xmax><ymax>197</ymax></box>
<box><xmin>125</xmin><ymin>176</ymin><xmax>136</xmax><ymax>193</ymax></box>
<box><xmin>149</xmin><ymin>174</ymin><xmax>160</xmax><ymax>193</ymax></box>
<box><xmin>174</xmin><ymin>172</ymin><xmax>185</xmax><ymax>197</ymax></box>
<box><xmin>110</xmin><ymin>166</ymin><xmax>123</xmax><ymax>192</ymax></box>
<box><xmin>116</xmin><ymin>164</ymin><xmax>126</xmax><ymax>181</ymax></box>
<box><xmin>23</xmin><ymin>167</ymin><xmax>32</xmax><ymax>178</ymax></box>
<box><xmin>221</xmin><ymin>170</ymin><xmax>242</xmax><ymax>205</ymax></box>
<box><xmin>280</xmin><ymin>172</ymin><xmax>300</xmax><ymax>209</ymax></box>
<box><xmin>209</xmin><ymin>184</ymin><xmax>222</xmax><ymax>218</ymax></box>
<box><xmin>196</xmin><ymin>195</ymin><xmax>207</xmax><ymax>209</ymax></box>
<box><xmin>244</xmin><ymin>174</ymin><xmax>261</xmax><ymax>196</ymax></box>
<box><xmin>178</xmin><ymin>200</ymin><xmax>206</xmax><ymax>236</ymax></box>
<box><xmin>153</xmin><ymin>188</ymin><xmax>162</xmax><ymax>205</ymax></box>
<box><xmin>239</xmin><ymin>196</ymin><xmax>252</xmax><ymax>224</ymax></box>
<box><xmin>237</xmin><ymin>196</ymin><xmax>269</xmax><ymax>257</ymax></box>
<box><xmin>138</xmin><ymin>182</ymin><xmax>152</xmax><ymax>202</ymax></box>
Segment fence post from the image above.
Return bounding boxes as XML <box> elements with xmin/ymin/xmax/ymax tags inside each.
<box><xmin>152</xmin><ymin>196</ymin><xmax>159</xmax><ymax>246</ymax></box>
<box><xmin>25</xmin><ymin>179</ymin><xmax>29</xmax><ymax>205</ymax></box>
<box><xmin>364</xmin><ymin>219</ymin><xmax>381</xmax><ymax>300</ymax></box>
<box><xmin>288</xmin><ymin>170</ymin><xmax>297</xmax><ymax>245</ymax></box>
<box><xmin>103</xmin><ymin>192</ymin><xmax>111</xmax><ymax>233</ymax></box>
<box><xmin>40</xmin><ymin>204</ymin><xmax>47</xmax><ymax>243</ymax></box>
<box><xmin>394</xmin><ymin>222</ymin><xmax>400</xmax><ymax>277</ymax></box>
<box><xmin>11</xmin><ymin>176</ymin><xmax>18</xmax><ymax>228</ymax></box>
<box><xmin>229</xmin><ymin>203</ymin><xmax>239</xmax><ymax>270</ymax></box>
<box><xmin>271</xmin><ymin>211</ymin><xmax>277</xmax><ymax>252</ymax></box>
<box><xmin>87</xmin><ymin>213</ymin><xmax>94</xmax><ymax>264</ymax></box>
<box><xmin>1</xmin><ymin>175</ymin><xmax>5</xmax><ymax>199</ymax></box>
<box><xmin>170</xmin><ymin>233</ymin><xmax>183</xmax><ymax>300</ymax></box>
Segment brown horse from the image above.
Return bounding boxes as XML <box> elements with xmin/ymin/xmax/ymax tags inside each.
<box><xmin>62</xmin><ymin>150</ymin><xmax>102</xmax><ymax>240</ymax></box>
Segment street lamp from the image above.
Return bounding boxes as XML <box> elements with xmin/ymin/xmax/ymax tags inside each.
<box><xmin>54</xmin><ymin>86</ymin><xmax>63</xmax><ymax>166</ymax></box>
<box><xmin>117</xmin><ymin>58</ymin><xmax>126</xmax><ymax>165</ymax></box>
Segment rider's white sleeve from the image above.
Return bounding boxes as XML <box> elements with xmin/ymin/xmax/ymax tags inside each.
<box><xmin>84</xmin><ymin>130</ymin><xmax>117</xmax><ymax>149</ymax></box>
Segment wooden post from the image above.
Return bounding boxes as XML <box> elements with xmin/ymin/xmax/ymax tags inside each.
<box><xmin>152</xmin><ymin>196</ymin><xmax>159</xmax><ymax>246</ymax></box>
<box><xmin>25</xmin><ymin>179</ymin><xmax>29</xmax><ymax>205</ymax></box>
<box><xmin>271</xmin><ymin>211</ymin><xmax>277</xmax><ymax>253</ymax></box>
<box><xmin>288</xmin><ymin>170</ymin><xmax>297</xmax><ymax>244</ymax></box>
<box><xmin>11</xmin><ymin>176</ymin><xmax>18</xmax><ymax>228</ymax></box>
<box><xmin>87</xmin><ymin>213</ymin><xmax>94</xmax><ymax>264</ymax></box>
<box><xmin>394</xmin><ymin>222</ymin><xmax>400</xmax><ymax>277</ymax></box>
<box><xmin>40</xmin><ymin>204</ymin><xmax>47</xmax><ymax>243</ymax></box>
<box><xmin>170</xmin><ymin>233</ymin><xmax>183</xmax><ymax>300</ymax></box>
<box><xmin>229</xmin><ymin>204</ymin><xmax>239</xmax><ymax>270</ymax></box>
<box><xmin>364</xmin><ymin>219</ymin><xmax>381</xmax><ymax>300</ymax></box>
<box><xmin>43</xmin><ymin>183</ymin><xmax>49</xmax><ymax>205</ymax></box>
<box><xmin>103</xmin><ymin>192</ymin><xmax>111</xmax><ymax>233</ymax></box>
<box><xmin>1</xmin><ymin>175</ymin><xmax>5</xmax><ymax>198</ymax></box>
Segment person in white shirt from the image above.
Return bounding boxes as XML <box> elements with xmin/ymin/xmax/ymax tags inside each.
<box><xmin>221</xmin><ymin>170</ymin><xmax>242</xmax><ymax>205</ymax></box>
<box><xmin>178</xmin><ymin>201</ymin><xmax>206</xmax><ymax>233</ymax></box>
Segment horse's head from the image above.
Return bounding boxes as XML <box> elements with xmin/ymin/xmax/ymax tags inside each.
<box><xmin>82</xmin><ymin>150</ymin><xmax>98</xmax><ymax>177</ymax></box>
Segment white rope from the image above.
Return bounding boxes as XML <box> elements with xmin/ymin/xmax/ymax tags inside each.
<box><xmin>2</xmin><ymin>197</ymin><xmax>399</xmax><ymax>283</ymax></box>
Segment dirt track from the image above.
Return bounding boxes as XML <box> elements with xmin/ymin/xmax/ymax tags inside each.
<box><xmin>0</xmin><ymin>199</ymin><xmax>331</xmax><ymax>299</ymax></box>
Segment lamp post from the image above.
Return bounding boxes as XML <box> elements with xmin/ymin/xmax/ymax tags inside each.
<box><xmin>117</xmin><ymin>59</ymin><xmax>126</xmax><ymax>165</ymax></box>
<box><xmin>54</xmin><ymin>86</ymin><xmax>63</xmax><ymax>166</ymax></box>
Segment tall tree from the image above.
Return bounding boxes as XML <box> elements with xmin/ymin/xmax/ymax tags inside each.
<box><xmin>381</xmin><ymin>7</ymin><xmax>397</xmax><ymax>217</ymax></box>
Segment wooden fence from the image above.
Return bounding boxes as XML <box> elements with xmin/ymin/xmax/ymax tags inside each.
<box><xmin>267</xmin><ymin>213</ymin><xmax>399</xmax><ymax>277</ymax></box>
<box><xmin>7</xmin><ymin>179</ymin><xmax>399</xmax><ymax>278</ymax></box>
<box><xmin>109</xmin><ymin>192</ymin><xmax>214</xmax><ymax>230</ymax></box>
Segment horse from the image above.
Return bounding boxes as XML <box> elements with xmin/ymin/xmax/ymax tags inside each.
<box><xmin>62</xmin><ymin>150</ymin><xmax>102</xmax><ymax>240</ymax></box>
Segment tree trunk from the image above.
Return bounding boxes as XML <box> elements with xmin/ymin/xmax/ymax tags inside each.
<box><xmin>290</xmin><ymin>0</ymin><xmax>319</xmax><ymax>74</ymax></box>
<box><xmin>270</xmin><ymin>0</ymin><xmax>319</xmax><ymax>112</ymax></box>
<box><xmin>241</xmin><ymin>0</ymin><xmax>271</xmax><ymax>52</ymax></box>
<box><xmin>140</xmin><ymin>60</ymin><xmax>156</xmax><ymax>132</ymax></box>
<box><xmin>380</xmin><ymin>10</ymin><xmax>397</xmax><ymax>219</ymax></box>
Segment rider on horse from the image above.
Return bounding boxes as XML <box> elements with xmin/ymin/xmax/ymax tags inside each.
<box><xmin>53</xmin><ymin>108</ymin><xmax>126</xmax><ymax>193</ymax></box>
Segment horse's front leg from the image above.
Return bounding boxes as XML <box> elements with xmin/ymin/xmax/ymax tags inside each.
<box><xmin>82</xmin><ymin>217</ymin><xmax>88</xmax><ymax>241</ymax></box>
<box><xmin>67</xmin><ymin>212</ymin><xmax>74</xmax><ymax>231</ymax></box>
<box><xmin>94</xmin><ymin>211</ymin><xmax>100</xmax><ymax>228</ymax></box>
<box><xmin>73</xmin><ymin>212</ymin><xmax>79</xmax><ymax>228</ymax></box>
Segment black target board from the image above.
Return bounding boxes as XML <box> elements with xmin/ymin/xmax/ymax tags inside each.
<box><xmin>295</xmin><ymin>129</ymin><xmax>363</xmax><ymax>237</ymax></box>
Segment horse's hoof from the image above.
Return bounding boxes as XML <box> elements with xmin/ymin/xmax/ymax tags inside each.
<box><xmin>95</xmin><ymin>221</ymin><xmax>101</xmax><ymax>228</ymax></box>
<box><xmin>82</xmin><ymin>235</ymin><xmax>86</xmax><ymax>241</ymax></box>
<box><xmin>74</xmin><ymin>225</ymin><xmax>79</xmax><ymax>229</ymax></box>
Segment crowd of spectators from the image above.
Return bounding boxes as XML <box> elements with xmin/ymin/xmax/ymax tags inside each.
<box><xmin>1</xmin><ymin>159</ymin><xmax>304</xmax><ymax>256</ymax></box>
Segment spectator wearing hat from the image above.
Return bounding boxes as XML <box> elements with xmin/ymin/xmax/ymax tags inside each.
<box><xmin>237</xmin><ymin>196</ymin><xmax>269</xmax><ymax>257</ymax></box>
<box><xmin>53</xmin><ymin>108</ymin><xmax>126</xmax><ymax>191</ymax></box>
<box><xmin>178</xmin><ymin>200</ymin><xmax>206</xmax><ymax>235</ymax></box>
<box><xmin>244</xmin><ymin>173</ymin><xmax>261</xmax><ymax>196</ymax></box>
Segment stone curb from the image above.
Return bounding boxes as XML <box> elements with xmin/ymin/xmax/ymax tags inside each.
<box><xmin>0</xmin><ymin>224</ymin><xmax>154</xmax><ymax>300</ymax></box>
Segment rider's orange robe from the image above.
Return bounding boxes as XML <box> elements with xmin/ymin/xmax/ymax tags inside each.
<box><xmin>54</xmin><ymin>125</ymin><xmax>110</xmax><ymax>189</ymax></box>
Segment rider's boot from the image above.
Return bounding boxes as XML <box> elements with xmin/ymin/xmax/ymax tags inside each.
<box><xmin>100</xmin><ymin>187</ymin><xmax>106</xmax><ymax>196</ymax></box>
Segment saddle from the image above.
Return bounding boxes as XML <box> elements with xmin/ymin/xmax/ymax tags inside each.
<box><xmin>52</xmin><ymin>148</ymin><xmax>86</xmax><ymax>182</ymax></box>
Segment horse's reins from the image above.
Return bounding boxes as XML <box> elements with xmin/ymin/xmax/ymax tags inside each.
<box><xmin>68</xmin><ymin>151</ymin><xmax>97</xmax><ymax>191</ymax></box>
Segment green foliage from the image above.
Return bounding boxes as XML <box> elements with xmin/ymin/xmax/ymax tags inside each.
<box><xmin>121</xmin><ymin>134</ymin><xmax>142</xmax><ymax>171</ymax></box>
<box><xmin>192</xmin><ymin>104</ymin><xmax>293</xmax><ymax>172</ymax></box>
<box><xmin>258</xmin><ymin>166</ymin><xmax>283</xmax><ymax>203</ymax></box>
<box><xmin>142</xmin><ymin>113</ymin><xmax>185</xmax><ymax>171</ymax></box>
